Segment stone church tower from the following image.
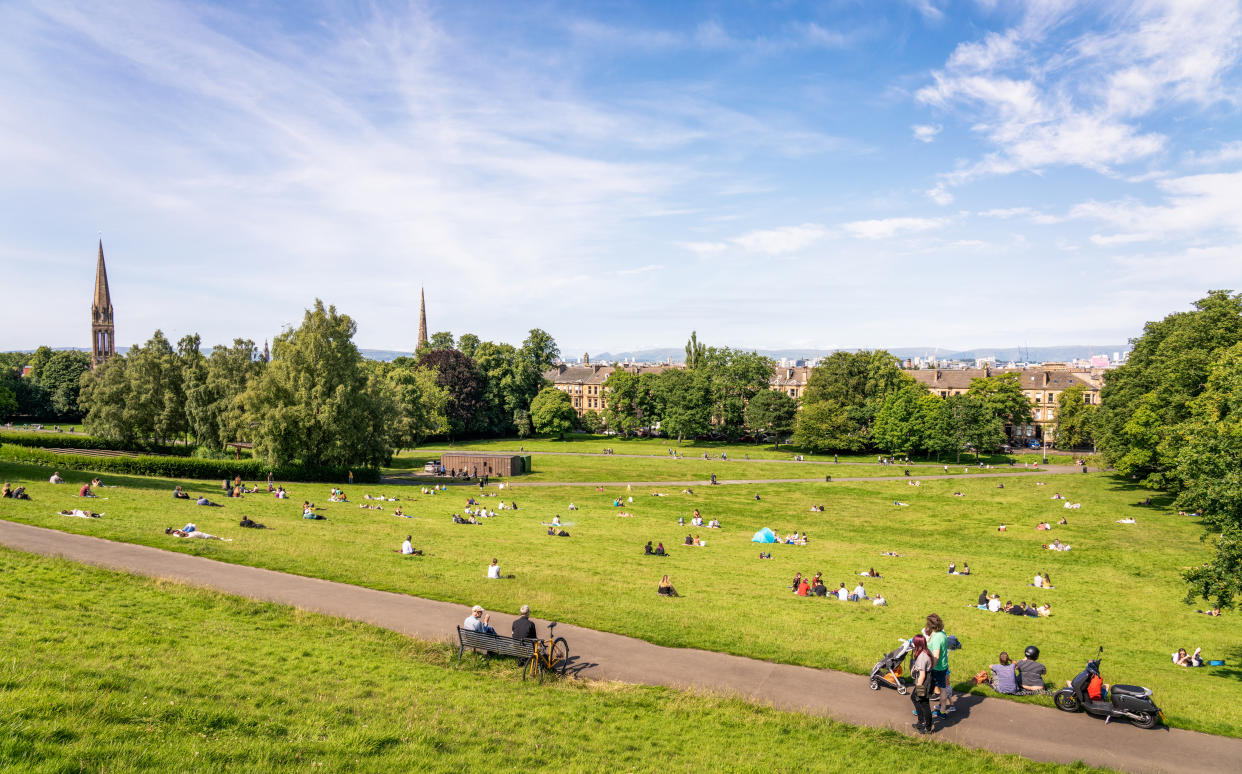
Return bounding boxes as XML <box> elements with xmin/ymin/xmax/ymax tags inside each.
<box><xmin>91</xmin><ymin>240</ymin><xmax>115</xmax><ymax>369</ymax></box>
<box><xmin>417</xmin><ymin>287</ymin><xmax>428</xmax><ymax>347</ymax></box>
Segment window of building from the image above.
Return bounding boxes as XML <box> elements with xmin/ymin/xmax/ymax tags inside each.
<box><xmin>1034</xmin><ymin>408</ymin><xmax>1041</xmax><ymax>420</ymax></box>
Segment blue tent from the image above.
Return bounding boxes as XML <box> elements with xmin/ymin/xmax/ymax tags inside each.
<box><xmin>752</xmin><ymin>527</ymin><xmax>776</xmax><ymax>543</ymax></box>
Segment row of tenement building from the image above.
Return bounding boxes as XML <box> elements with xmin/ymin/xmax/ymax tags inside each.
<box><xmin>544</xmin><ymin>357</ymin><xmax>1102</xmax><ymax>444</ymax></box>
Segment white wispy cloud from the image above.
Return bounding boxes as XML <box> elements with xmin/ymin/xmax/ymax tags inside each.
<box><xmin>1069</xmin><ymin>171</ymin><xmax>1242</xmax><ymax>238</ymax></box>
<box><xmin>843</xmin><ymin>217</ymin><xmax>948</xmax><ymax>240</ymax></box>
<box><xmin>1184</xmin><ymin>141</ymin><xmax>1242</xmax><ymax>167</ymax></box>
<box><xmin>918</xmin><ymin>1</ymin><xmax>1242</xmax><ymax>186</ymax></box>
<box><xmin>731</xmin><ymin>223</ymin><xmax>830</xmax><ymax>254</ymax></box>
<box><xmin>912</xmin><ymin>124</ymin><xmax>941</xmax><ymax>143</ymax></box>
<box><xmin>615</xmin><ymin>264</ymin><xmax>664</xmax><ymax>276</ymax></box>
<box><xmin>676</xmin><ymin>241</ymin><xmax>729</xmax><ymax>255</ymax></box>
<box><xmin>926</xmin><ymin>183</ymin><xmax>954</xmax><ymax>205</ymax></box>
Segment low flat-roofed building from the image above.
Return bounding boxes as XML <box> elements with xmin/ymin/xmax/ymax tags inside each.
<box><xmin>439</xmin><ymin>452</ymin><xmax>531</xmax><ymax>477</ymax></box>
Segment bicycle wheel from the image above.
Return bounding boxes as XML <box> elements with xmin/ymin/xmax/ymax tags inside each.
<box><xmin>549</xmin><ymin>637</ymin><xmax>569</xmax><ymax>676</ymax></box>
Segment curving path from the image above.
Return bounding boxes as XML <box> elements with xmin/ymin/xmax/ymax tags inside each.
<box><xmin>0</xmin><ymin>519</ymin><xmax>1235</xmax><ymax>773</ymax></box>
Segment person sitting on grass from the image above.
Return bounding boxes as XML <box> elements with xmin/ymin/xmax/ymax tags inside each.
<box><xmin>239</xmin><ymin>516</ymin><xmax>265</xmax><ymax>528</ymax></box>
<box><xmin>1037</xmin><ymin>603</ymin><xmax>1051</xmax><ymax>617</ymax></box>
<box><xmin>644</xmin><ymin>541</ymin><xmax>654</xmax><ymax>555</ymax></box>
<box><xmin>873</xmin><ymin>594</ymin><xmax>887</xmax><ymax>606</ymax></box>
<box><xmin>852</xmin><ymin>581</ymin><xmax>868</xmax><ymax>600</ymax></box>
<box><xmin>657</xmin><ymin>575</ymin><xmax>679</xmax><ymax>597</ymax></box>
<box><xmin>49</xmin><ymin>471</ymin><xmax>64</xmax><ymax>484</ymax></box>
<box><xmin>547</xmin><ymin>526</ymin><xmax>570</xmax><ymax>537</ymax></box>
<box><xmin>400</xmin><ymin>535</ymin><xmax>422</xmax><ymax>556</ymax></box>
<box><xmin>836</xmin><ymin>583</ymin><xmax>849</xmax><ymax>601</ymax></box>
<box><xmin>989</xmin><ymin>652</ymin><xmax>1018</xmax><ymax>694</ymax></box>
<box><xmin>654</xmin><ymin>542</ymin><xmax>667</xmax><ymax>556</ymax></box>
<box><xmin>948</xmin><ymin>562</ymin><xmax>957</xmax><ymax>574</ymax></box>
<box><xmin>684</xmin><ymin>534</ymin><xmax>694</xmax><ymax>546</ymax></box>
<box><xmin>302</xmin><ymin>505</ymin><xmax>325</xmax><ymax>520</ymax></box>
<box><xmin>463</xmin><ymin>605</ymin><xmax>497</xmax><ymax>635</ymax></box>
<box><xmin>1015</xmin><ymin>647</ymin><xmax>1048</xmax><ymax>695</ymax></box>
<box><xmin>811</xmin><ymin>578</ymin><xmax>828</xmax><ymax>596</ymax></box>
<box><xmin>275</xmin><ymin>487</ymin><xmax>288</xmax><ymax>500</ymax></box>
<box><xmin>78</xmin><ymin>482</ymin><xmax>97</xmax><ymax>498</ymax></box>
<box><xmin>487</xmin><ymin>558</ymin><xmax>502</xmax><ymax>579</ymax></box>
<box><xmin>977</xmin><ymin>589</ymin><xmax>989</xmax><ymax>608</ymax></box>
<box><xmin>196</xmin><ymin>496</ymin><xmax>223</xmax><ymax>507</ymax></box>
<box><xmin>988</xmin><ymin>595</ymin><xmax>1002</xmax><ymax>613</ymax></box>
<box><xmin>707</xmin><ymin>518</ymin><xmax>720</xmax><ymax>528</ymax></box>
<box><xmin>173</xmin><ymin>485</ymin><xmax>190</xmax><ymax>500</ymax></box>
<box><xmin>1057</xmin><ymin>516</ymin><xmax>1068</xmax><ymax>525</ymax></box>
<box><xmin>961</xmin><ymin>564</ymin><xmax>971</xmax><ymax>575</ymax></box>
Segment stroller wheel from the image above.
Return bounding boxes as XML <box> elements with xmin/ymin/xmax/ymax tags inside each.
<box><xmin>869</xmin><ymin>678</ymin><xmax>881</xmax><ymax>691</ymax></box>
<box><xmin>897</xmin><ymin>685</ymin><xmax>907</xmax><ymax>695</ymax></box>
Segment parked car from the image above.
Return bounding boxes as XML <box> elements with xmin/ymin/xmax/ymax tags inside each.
<box><xmin>1027</xmin><ymin>440</ymin><xmax>1043</xmax><ymax>449</ymax></box>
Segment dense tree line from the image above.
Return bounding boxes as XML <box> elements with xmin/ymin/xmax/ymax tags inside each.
<box><xmin>790</xmin><ymin>350</ymin><xmax>1026</xmax><ymax>459</ymax></box>
<box><xmin>1095</xmin><ymin>290</ymin><xmax>1242</xmax><ymax>608</ymax></box>
<box><xmin>72</xmin><ymin>301</ymin><xmax>559</xmax><ymax>469</ymax></box>
<box><xmin>0</xmin><ymin>347</ymin><xmax>92</xmax><ymax>420</ymax></box>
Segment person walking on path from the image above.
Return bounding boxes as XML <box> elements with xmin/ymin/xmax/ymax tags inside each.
<box><xmin>909</xmin><ymin>634</ymin><xmax>934</xmax><ymax>734</ymax></box>
<box><xmin>926</xmin><ymin>613</ymin><xmax>953</xmax><ymax>719</ymax></box>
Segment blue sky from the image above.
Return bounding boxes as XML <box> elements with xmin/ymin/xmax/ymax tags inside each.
<box><xmin>2</xmin><ymin>0</ymin><xmax>1241</xmax><ymax>355</ymax></box>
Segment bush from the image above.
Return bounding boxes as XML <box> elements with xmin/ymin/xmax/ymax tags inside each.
<box><xmin>0</xmin><ymin>444</ymin><xmax>380</xmax><ymax>484</ymax></box>
<box><xmin>0</xmin><ymin>430</ymin><xmax>191</xmax><ymax>457</ymax></box>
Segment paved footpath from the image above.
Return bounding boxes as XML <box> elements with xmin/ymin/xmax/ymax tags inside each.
<box><xmin>386</xmin><ymin>467</ymin><xmax>1087</xmax><ymax>488</ymax></box>
<box><xmin>1</xmin><ymin>519</ymin><xmax>1235</xmax><ymax>773</ymax></box>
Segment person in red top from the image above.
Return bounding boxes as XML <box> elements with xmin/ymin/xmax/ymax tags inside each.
<box><xmin>797</xmin><ymin>578</ymin><xmax>810</xmax><ymax>596</ymax></box>
<box><xmin>79</xmin><ymin>483</ymin><xmax>96</xmax><ymax>498</ymax></box>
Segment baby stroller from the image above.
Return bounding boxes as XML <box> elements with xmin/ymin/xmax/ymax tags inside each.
<box><xmin>869</xmin><ymin>638</ymin><xmax>913</xmax><ymax>694</ymax></box>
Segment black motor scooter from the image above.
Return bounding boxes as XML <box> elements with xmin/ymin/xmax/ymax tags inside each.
<box><xmin>1053</xmin><ymin>647</ymin><xmax>1163</xmax><ymax>729</ymax></box>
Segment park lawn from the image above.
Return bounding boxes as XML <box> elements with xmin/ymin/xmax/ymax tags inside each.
<box><xmin>0</xmin><ymin>550</ymin><xmax>1095</xmax><ymax>774</ymax></box>
<box><xmin>405</xmin><ymin>434</ymin><xmax>1091</xmax><ymax>467</ymax></box>
<box><xmin>387</xmin><ymin>448</ymin><xmax>1057</xmax><ymax>483</ymax></box>
<box><xmin>1</xmin><ymin>462</ymin><xmax>1239</xmax><ymax>737</ymax></box>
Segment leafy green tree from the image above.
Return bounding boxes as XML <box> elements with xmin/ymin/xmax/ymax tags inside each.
<box><xmin>521</xmin><ymin>328</ymin><xmax>560</xmax><ymax>375</ymax></box>
<box><xmin>514</xmin><ymin>409</ymin><xmax>533</xmax><ymax>438</ymax></box>
<box><xmin>473</xmin><ymin>341</ymin><xmax>542</xmax><ymax>435</ymax></box>
<box><xmin>871</xmin><ymin>385</ymin><xmax>926</xmax><ymax>455</ymax></box>
<box><xmin>951</xmin><ymin>394</ymin><xmax>1005</xmax><ymax>460</ymax></box>
<box><xmin>185</xmin><ymin>338</ymin><xmax>263</xmax><ymax>450</ymax></box>
<box><xmin>244</xmin><ymin>300</ymin><xmax>393</xmax><ymax>467</ymax></box>
<box><xmin>655</xmin><ymin>368</ymin><xmax>712</xmax><ymax>444</ymax></box>
<box><xmin>530</xmin><ymin>387</ymin><xmax>576</xmax><ymax>439</ymax></box>
<box><xmin>685</xmin><ymin>331</ymin><xmax>706</xmax><ymax>369</ymax></box>
<box><xmin>0</xmin><ymin>384</ymin><xmax>16</xmax><ymax>419</ymax></box>
<box><xmin>456</xmin><ymin>333</ymin><xmax>481</xmax><ymax>359</ymax></box>
<box><xmin>793</xmin><ymin>400</ymin><xmax>866</xmax><ymax>453</ymax></box>
<box><xmin>800</xmin><ymin>350</ymin><xmax>907</xmax><ymax>446</ymax></box>
<box><xmin>577</xmin><ymin>410</ymin><xmax>604</xmax><ymax>434</ymax></box>
<box><xmin>123</xmin><ymin>331</ymin><xmax>186</xmax><ymax>443</ymax></box>
<box><xmin>700</xmin><ymin>348</ymin><xmax>773</xmax><ymax>439</ymax></box>
<box><xmin>385</xmin><ymin>362</ymin><xmax>447</xmax><ymax>452</ymax></box>
<box><xmin>38</xmin><ymin>350</ymin><xmax>91</xmax><ymax>417</ymax></box>
<box><xmin>966</xmin><ymin>372</ymin><xmax>1032</xmax><ymax>433</ymax></box>
<box><xmin>1097</xmin><ymin>290</ymin><xmax>1242</xmax><ymax>488</ymax></box>
<box><xmin>25</xmin><ymin>346</ymin><xmax>53</xmax><ymax>382</ymax></box>
<box><xmin>1173</xmin><ymin>343</ymin><xmax>1242</xmax><ymax>608</ymax></box>
<box><xmin>603</xmin><ymin>371</ymin><xmax>658</xmax><ymax>436</ymax></box>
<box><xmin>918</xmin><ymin>393</ymin><xmax>959</xmax><ymax>460</ymax></box>
<box><xmin>1054</xmin><ymin>383</ymin><xmax>1096</xmax><ymax>449</ymax></box>
<box><xmin>429</xmin><ymin>331</ymin><xmax>455</xmax><ymax>351</ymax></box>
<box><xmin>79</xmin><ymin>355</ymin><xmax>133</xmax><ymax>443</ymax></box>
<box><xmin>744</xmin><ymin>389</ymin><xmax>798</xmax><ymax>442</ymax></box>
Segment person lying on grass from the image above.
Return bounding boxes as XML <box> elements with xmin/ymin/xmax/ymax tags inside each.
<box><xmin>657</xmin><ymin>575</ymin><xmax>679</xmax><ymax>597</ymax></box>
<box><xmin>239</xmin><ymin>516</ymin><xmax>265</xmax><ymax>529</ymax></box>
<box><xmin>59</xmin><ymin>508</ymin><xmax>101</xmax><ymax>518</ymax></box>
<box><xmin>547</xmin><ymin>526</ymin><xmax>571</xmax><ymax>537</ymax></box>
<box><xmin>196</xmin><ymin>496</ymin><xmax>223</xmax><ymax>507</ymax></box>
<box><xmin>165</xmin><ymin>527</ymin><xmax>231</xmax><ymax>541</ymax></box>
<box><xmin>1173</xmin><ymin>647</ymin><xmax>1204</xmax><ymax>667</ymax></box>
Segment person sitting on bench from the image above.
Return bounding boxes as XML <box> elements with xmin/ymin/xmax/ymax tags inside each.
<box><xmin>463</xmin><ymin>605</ymin><xmax>497</xmax><ymax>635</ymax></box>
<box><xmin>511</xmin><ymin>605</ymin><xmax>537</xmax><ymax>640</ymax></box>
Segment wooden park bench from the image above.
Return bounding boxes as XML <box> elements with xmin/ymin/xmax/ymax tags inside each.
<box><xmin>456</xmin><ymin>626</ymin><xmax>537</xmax><ymax>678</ymax></box>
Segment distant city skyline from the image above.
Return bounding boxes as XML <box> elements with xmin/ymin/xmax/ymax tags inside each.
<box><xmin>2</xmin><ymin>1</ymin><xmax>1241</xmax><ymax>353</ymax></box>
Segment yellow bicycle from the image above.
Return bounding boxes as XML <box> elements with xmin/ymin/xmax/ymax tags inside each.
<box><xmin>524</xmin><ymin>621</ymin><xmax>569</xmax><ymax>682</ymax></box>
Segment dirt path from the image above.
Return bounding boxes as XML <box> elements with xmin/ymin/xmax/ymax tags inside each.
<box><xmin>0</xmin><ymin>519</ymin><xmax>1233</xmax><ymax>773</ymax></box>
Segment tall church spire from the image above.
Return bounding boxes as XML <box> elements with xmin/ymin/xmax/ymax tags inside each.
<box><xmin>91</xmin><ymin>240</ymin><xmax>116</xmax><ymax>369</ymax></box>
<box><xmin>417</xmin><ymin>287</ymin><xmax>428</xmax><ymax>347</ymax></box>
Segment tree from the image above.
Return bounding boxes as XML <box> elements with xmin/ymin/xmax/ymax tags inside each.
<box><xmin>744</xmin><ymin>389</ymin><xmax>798</xmax><ymax>442</ymax></box>
<box><xmin>966</xmin><ymin>372</ymin><xmax>1032</xmax><ymax>433</ymax></box>
<box><xmin>603</xmin><ymin>371</ymin><xmax>657</xmax><ymax>436</ymax></box>
<box><xmin>119</xmin><ymin>331</ymin><xmax>186</xmax><ymax>443</ymax></box>
<box><xmin>386</xmin><ymin>362</ymin><xmax>448</xmax><ymax>451</ymax></box>
<box><xmin>79</xmin><ymin>355</ymin><xmax>133</xmax><ymax>443</ymax></box>
<box><xmin>1054</xmin><ymin>384</ymin><xmax>1096</xmax><ymax>449</ymax></box>
<box><xmin>244</xmin><ymin>300</ymin><xmax>393</xmax><ymax>467</ymax></box>
<box><xmin>1172</xmin><ymin>343</ymin><xmax>1242</xmax><ymax>608</ymax></box>
<box><xmin>429</xmin><ymin>331</ymin><xmax>455</xmax><ymax>351</ymax></box>
<box><xmin>655</xmin><ymin>368</ymin><xmax>712</xmax><ymax>444</ymax></box>
<box><xmin>530</xmin><ymin>387</ymin><xmax>576</xmax><ymax>439</ymax></box>
<box><xmin>513</xmin><ymin>409</ymin><xmax>533</xmax><ymax>438</ymax></box>
<box><xmin>685</xmin><ymin>331</ymin><xmax>706</xmax><ymax>369</ymax></box>
<box><xmin>918</xmin><ymin>393</ymin><xmax>959</xmax><ymax>460</ymax></box>
<box><xmin>185</xmin><ymin>338</ymin><xmax>263</xmax><ymax>450</ymax></box>
<box><xmin>457</xmin><ymin>333</ymin><xmax>481</xmax><ymax>359</ymax></box>
<box><xmin>800</xmin><ymin>350</ymin><xmax>908</xmax><ymax>446</ymax></box>
<box><xmin>521</xmin><ymin>328</ymin><xmax>560</xmax><ymax>375</ymax></box>
<box><xmin>417</xmin><ymin>347</ymin><xmax>485</xmax><ymax>439</ymax></box>
<box><xmin>951</xmin><ymin>394</ymin><xmax>1005</xmax><ymax>460</ymax></box>
<box><xmin>793</xmin><ymin>400</ymin><xmax>866</xmax><ymax>453</ymax></box>
<box><xmin>700</xmin><ymin>348</ymin><xmax>774</xmax><ymax>439</ymax></box>
<box><xmin>871</xmin><ymin>385</ymin><xmax>926</xmax><ymax>455</ymax></box>
<box><xmin>1097</xmin><ymin>290</ymin><xmax>1242</xmax><ymax>488</ymax></box>
<box><xmin>0</xmin><ymin>384</ymin><xmax>16</xmax><ymax>419</ymax></box>
<box><xmin>38</xmin><ymin>350</ymin><xmax>91</xmax><ymax>417</ymax></box>
<box><xmin>473</xmin><ymin>340</ymin><xmax>542</xmax><ymax>435</ymax></box>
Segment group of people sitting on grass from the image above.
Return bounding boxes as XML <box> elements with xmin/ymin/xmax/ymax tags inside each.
<box><xmin>975</xmin><ymin>591</ymin><xmax>1051</xmax><ymax>617</ymax></box>
<box><xmin>981</xmin><ymin>646</ymin><xmax>1049</xmax><ymax>695</ymax></box>
<box><xmin>328</xmin><ymin>488</ymin><xmax>348</xmax><ymax>503</ymax></box>
<box><xmin>2</xmin><ymin>483</ymin><xmax>30</xmax><ymax>500</ymax></box>
<box><xmin>683</xmin><ymin>534</ymin><xmax>705</xmax><ymax>546</ymax></box>
<box><xmin>1030</xmin><ymin>572</ymin><xmax>1054</xmax><ymax>589</ymax></box>
<box><xmin>644</xmin><ymin>541</ymin><xmax>668</xmax><ymax>556</ymax></box>
<box><xmin>1043</xmin><ymin>539</ymin><xmax>1072</xmax><ymax>551</ymax></box>
<box><xmin>789</xmin><ymin>572</ymin><xmax>885</xmax><ymax>604</ymax></box>
<box><xmin>452</xmin><ymin>513</ymin><xmax>481</xmax><ymax>524</ymax></box>
<box><xmin>947</xmin><ymin>562</ymin><xmax>971</xmax><ymax>575</ymax></box>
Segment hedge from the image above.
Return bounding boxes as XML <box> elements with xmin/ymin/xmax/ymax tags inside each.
<box><xmin>0</xmin><ymin>430</ymin><xmax>192</xmax><ymax>457</ymax></box>
<box><xmin>0</xmin><ymin>445</ymin><xmax>380</xmax><ymax>484</ymax></box>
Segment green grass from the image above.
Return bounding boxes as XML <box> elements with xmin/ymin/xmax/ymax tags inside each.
<box><xmin>1</xmin><ymin>461</ymin><xmax>1239</xmax><ymax>737</ymax></box>
<box><xmin>0</xmin><ymin>548</ymin><xmax>1096</xmax><ymax>773</ymax></box>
